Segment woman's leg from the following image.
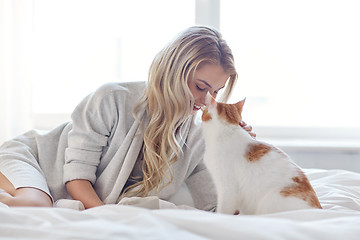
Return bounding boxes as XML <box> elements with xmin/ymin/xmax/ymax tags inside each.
<box><xmin>0</xmin><ymin>172</ymin><xmax>52</xmax><ymax>207</ymax></box>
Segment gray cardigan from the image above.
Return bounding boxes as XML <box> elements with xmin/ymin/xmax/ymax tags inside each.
<box><xmin>0</xmin><ymin>82</ymin><xmax>216</xmax><ymax>211</ymax></box>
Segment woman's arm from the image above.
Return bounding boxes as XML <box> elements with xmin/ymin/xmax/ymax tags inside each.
<box><xmin>64</xmin><ymin>84</ymin><xmax>122</xmax><ymax>208</ymax></box>
<box><xmin>66</xmin><ymin>179</ymin><xmax>104</xmax><ymax>209</ymax></box>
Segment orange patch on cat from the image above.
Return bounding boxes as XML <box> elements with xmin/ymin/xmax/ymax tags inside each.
<box><xmin>202</xmin><ymin>109</ymin><xmax>212</xmax><ymax>122</ymax></box>
<box><xmin>280</xmin><ymin>171</ymin><xmax>322</xmax><ymax>209</ymax></box>
<box><xmin>216</xmin><ymin>102</ymin><xmax>242</xmax><ymax>125</ymax></box>
<box><xmin>245</xmin><ymin>143</ymin><xmax>272</xmax><ymax>162</ymax></box>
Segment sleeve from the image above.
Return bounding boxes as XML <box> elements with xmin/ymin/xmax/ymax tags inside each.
<box><xmin>63</xmin><ymin>83</ymin><xmax>120</xmax><ymax>184</ymax></box>
<box><xmin>183</xmin><ymin>118</ymin><xmax>217</xmax><ymax>211</ymax></box>
<box><xmin>185</xmin><ymin>160</ymin><xmax>217</xmax><ymax>212</ymax></box>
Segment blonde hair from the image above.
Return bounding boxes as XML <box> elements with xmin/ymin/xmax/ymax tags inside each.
<box><xmin>124</xmin><ymin>26</ymin><xmax>238</xmax><ymax>197</ymax></box>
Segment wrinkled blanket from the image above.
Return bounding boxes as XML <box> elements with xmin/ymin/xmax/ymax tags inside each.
<box><xmin>1</xmin><ymin>169</ymin><xmax>360</xmax><ymax>240</ymax></box>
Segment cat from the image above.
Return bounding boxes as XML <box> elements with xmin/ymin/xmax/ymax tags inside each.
<box><xmin>201</xmin><ymin>97</ymin><xmax>322</xmax><ymax>215</ymax></box>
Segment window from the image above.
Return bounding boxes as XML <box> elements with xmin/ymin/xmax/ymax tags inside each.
<box><xmin>30</xmin><ymin>0</ymin><xmax>195</xmax><ymax>128</ymax></box>
<box><xmin>2</xmin><ymin>0</ymin><xmax>359</xmax><ymax>145</ymax></box>
<box><xmin>220</xmin><ymin>0</ymin><xmax>360</xmax><ymax>141</ymax></box>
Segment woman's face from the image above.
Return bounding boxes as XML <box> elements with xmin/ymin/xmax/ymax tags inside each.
<box><xmin>188</xmin><ymin>63</ymin><xmax>230</xmax><ymax>114</ymax></box>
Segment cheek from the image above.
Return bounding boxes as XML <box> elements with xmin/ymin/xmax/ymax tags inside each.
<box><xmin>187</xmin><ymin>79</ymin><xmax>196</xmax><ymax>98</ymax></box>
<box><xmin>188</xmin><ymin>85</ymin><xmax>198</xmax><ymax>99</ymax></box>
<box><xmin>191</xmin><ymin>91</ymin><xmax>199</xmax><ymax>100</ymax></box>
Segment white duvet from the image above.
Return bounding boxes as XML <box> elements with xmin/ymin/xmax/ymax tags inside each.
<box><xmin>1</xmin><ymin>169</ymin><xmax>360</xmax><ymax>240</ymax></box>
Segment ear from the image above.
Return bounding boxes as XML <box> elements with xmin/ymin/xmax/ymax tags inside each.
<box><xmin>236</xmin><ymin>98</ymin><xmax>246</xmax><ymax>113</ymax></box>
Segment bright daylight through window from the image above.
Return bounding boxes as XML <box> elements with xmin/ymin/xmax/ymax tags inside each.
<box><xmin>23</xmin><ymin>0</ymin><xmax>360</xmax><ymax>142</ymax></box>
<box><xmin>221</xmin><ymin>0</ymin><xmax>360</xmax><ymax>131</ymax></box>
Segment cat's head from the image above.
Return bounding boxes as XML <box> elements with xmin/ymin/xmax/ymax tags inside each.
<box><xmin>202</xmin><ymin>95</ymin><xmax>246</xmax><ymax>126</ymax></box>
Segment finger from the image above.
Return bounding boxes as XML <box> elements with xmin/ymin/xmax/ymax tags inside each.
<box><xmin>242</xmin><ymin>125</ymin><xmax>253</xmax><ymax>132</ymax></box>
<box><xmin>239</xmin><ymin>121</ymin><xmax>246</xmax><ymax>126</ymax></box>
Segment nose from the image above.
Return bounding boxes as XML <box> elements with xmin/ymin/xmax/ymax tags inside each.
<box><xmin>198</xmin><ymin>92</ymin><xmax>207</xmax><ymax>106</ymax></box>
<box><xmin>202</xmin><ymin>92</ymin><xmax>214</xmax><ymax>107</ymax></box>
<box><xmin>210</xmin><ymin>91</ymin><xmax>217</xmax><ymax>99</ymax></box>
<box><xmin>198</xmin><ymin>91</ymin><xmax>216</xmax><ymax>107</ymax></box>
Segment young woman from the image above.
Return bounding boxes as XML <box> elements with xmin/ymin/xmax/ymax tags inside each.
<box><xmin>0</xmin><ymin>26</ymin><xmax>255</xmax><ymax>210</ymax></box>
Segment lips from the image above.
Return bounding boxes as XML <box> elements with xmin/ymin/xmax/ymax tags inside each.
<box><xmin>193</xmin><ymin>104</ymin><xmax>203</xmax><ymax>112</ymax></box>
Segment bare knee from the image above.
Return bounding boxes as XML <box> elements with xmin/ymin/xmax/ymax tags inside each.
<box><xmin>0</xmin><ymin>172</ymin><xmax>52</xmax><ymax>207</ymax></box>
<box><xmin>0</xmin><ymin>172</ymin><xmax>16</xmax><ymax>196</ymax></box>
<box><xmin>13</xmin><ymin>188</ymin><xmax>53</xmax><ymax>207</ymax></box>
<box><xmin>0</xmin><ymin>172</ymin><xmax>16</xmax><ymax>206</ymax></box>
<box><xmin>1</xmin><ymin>187</ymin><xmax>52</xmax><ymax>207</ymax></box>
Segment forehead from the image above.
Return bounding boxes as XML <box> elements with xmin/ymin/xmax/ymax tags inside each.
<box><xmin>194</xmin><ymin>63</ymin><xmax>229</xmax><ymax>88</ymax></box>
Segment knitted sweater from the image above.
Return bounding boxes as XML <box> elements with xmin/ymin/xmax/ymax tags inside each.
<box><xmin>0</xmin><ymin>82</ymin><xmax>217</xmax><ymax>211</ymax></box>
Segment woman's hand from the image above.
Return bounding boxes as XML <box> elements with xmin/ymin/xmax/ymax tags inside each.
<box><xmin>66</xmin><ymin>179</ymin><xmax>104</xmax><ymax>209</ymax></box>
<box><xmin>239</xmin><ymin>121</ymin><xmax>256</xmax><ymax>138</ymax></box>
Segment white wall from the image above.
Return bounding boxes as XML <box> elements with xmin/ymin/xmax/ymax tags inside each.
<box><xmin>284</xmin><ymin>147</ymin><xmax>360</xmax><ymax>173</ymax></box>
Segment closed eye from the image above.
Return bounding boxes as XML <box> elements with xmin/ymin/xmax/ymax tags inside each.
<box><xmin>196</xmin><ymin>85</ymin><xmax>206</xmax><ymax>91</ymax></box>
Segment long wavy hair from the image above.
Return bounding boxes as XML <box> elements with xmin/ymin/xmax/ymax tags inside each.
<box><xmin>123</xmin><ymin>26</ymin><xmax>238</xmax><ymax>197</ymax></box>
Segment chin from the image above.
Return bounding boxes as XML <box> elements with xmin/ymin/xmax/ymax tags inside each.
<box><xmin>191</xmin><ymin>109</ymin><xmax>201</xmax><ymax>115</ymax></box>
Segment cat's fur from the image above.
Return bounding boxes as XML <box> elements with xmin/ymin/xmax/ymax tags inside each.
<box><xmin>201</xmin><ymin>97</ymin><xmax>322</xmax><ymax>215</ymax></box>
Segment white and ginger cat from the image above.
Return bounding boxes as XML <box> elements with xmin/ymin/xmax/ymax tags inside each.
<box><xmin>201</xmin><ymin>97</ymin><xmax>322</xmax><ymax>215</ymax></box>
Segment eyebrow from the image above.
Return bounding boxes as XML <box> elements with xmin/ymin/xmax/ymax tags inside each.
<box><xmin>198</xmin><ymin>79</ymin><xmax>212</xmax><ymax>89</ymax></box>
<box><xmin>198</xmin><ymin>79</ymin><xmax>225</xmax><ymax>91</ymax></box>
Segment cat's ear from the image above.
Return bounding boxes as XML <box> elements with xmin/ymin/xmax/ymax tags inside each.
<box><xmin>205</xmin><ymin>92</ymin><xmax>216</xmax><ymax>107</ymax></box>
<box><xmin>236</xmin><ymin>98</ymin><xmax>246</xmax><ymax>113</ymax></box>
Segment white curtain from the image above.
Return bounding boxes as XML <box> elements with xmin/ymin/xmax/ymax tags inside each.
<box><xmin>0</xmin><ymin>0</ymin><xmax>33</xmax><ymax>144</ymax></box>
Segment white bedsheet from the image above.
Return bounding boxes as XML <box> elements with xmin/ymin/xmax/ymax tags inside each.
<box><xmin>1</xmin><ymin>168</ymin><xmax>360</xmax><ymax>240</ymax></box>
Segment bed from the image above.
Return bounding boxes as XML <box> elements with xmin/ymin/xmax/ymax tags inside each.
<box><xmin>1</xmin><ymin>168</ymin><xmax>360</xmax><ymax>240</ymax></box>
